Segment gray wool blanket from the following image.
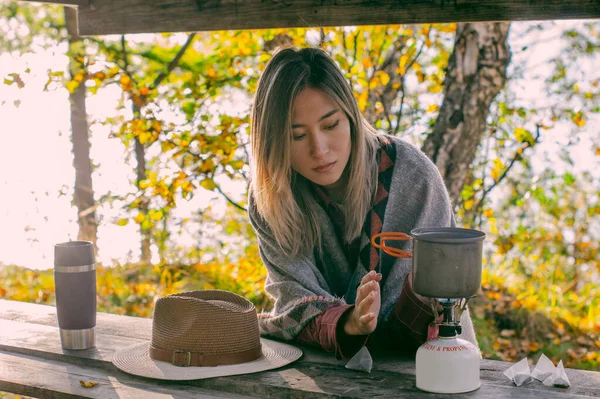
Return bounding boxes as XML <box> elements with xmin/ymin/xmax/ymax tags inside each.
<box><xmin>248</xmin><ymin>135</ymin><xmax>478</xmax><ymax>349</ymax></box>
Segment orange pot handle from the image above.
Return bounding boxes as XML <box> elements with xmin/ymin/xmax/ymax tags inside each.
<box><xmin>371</xmin><ymin>232</ymin><xmax>413</xmax><ymax>258</ymax></box>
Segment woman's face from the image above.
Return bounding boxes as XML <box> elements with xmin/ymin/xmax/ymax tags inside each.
<box><xmin>290</xmin><ymin>87</ymin><xmax>352</xmax><ymax>192</ymax></box>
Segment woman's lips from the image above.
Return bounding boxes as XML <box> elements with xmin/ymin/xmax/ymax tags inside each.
<box><xmin>313</xmin><ymin>161</ymin><xmax>336</xmax><ymax>173</ymax></box>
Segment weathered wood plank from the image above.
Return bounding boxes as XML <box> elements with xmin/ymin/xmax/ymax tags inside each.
<box><xmin>1</xmin><ymin>300</ymin><xmax>600</xmax><ymax>398</ymax></box>
<box><xmin>0</xmin><ymin>298</ymin><xmax>152</xmax><ymax>341</ymax></box>
<box><xmin>75</xmin><ymin>0</ymin><xmax>600</xmax><ymax>36</ymax></box>
<box><xmin>2</xmin><ymin>348</ymin><xmax>597</xmax><ymax>399</ymax></box>
<box><xmin>0</xmin><ymin>350</ymin><xmax>255</xmax><ymax>399</ymax></box>
<box><xmin>18</xmin><ymin>0</ymin><xmax>89</xmax><ymax>6</ymax></box>
<box><xmin>0</xmin><ymin>319</ymin><xmax>145</xmax><ymax>370</ymax></box>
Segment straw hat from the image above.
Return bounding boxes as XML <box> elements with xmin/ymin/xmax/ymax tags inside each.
<box><xmin>113</xmin><ymin>290</ymin><xmax>302</xmax><ymax>380</ymax></box>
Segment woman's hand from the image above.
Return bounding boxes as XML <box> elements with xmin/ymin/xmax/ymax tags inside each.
<box><xmin>344</xmin><ymin>270</ymin><xmax>382</xmax><ymax>336</ymax></box>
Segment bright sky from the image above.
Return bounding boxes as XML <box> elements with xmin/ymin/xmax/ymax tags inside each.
<box><xmin>0</xmin><ymin>21</ymin><xmax>598</xmax><ymax>270</ymax></box>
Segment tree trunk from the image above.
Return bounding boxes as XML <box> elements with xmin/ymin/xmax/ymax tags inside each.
<box><xmin>363</xmin><ymin>31</ymin><xmax>410</xmax><ymax>130</ymax></box>
<box><xmin>422</xmin><ymin>22</ymin><xmax>511</xmax><ymax>206</ymax></box>
<box><xmin>65</xmin><ymin>7</ymin><xmax>98</xmax><ymax>251</ymax></box>
<box><xmin>134</xmin><ymin>105</ymin><xmax>152</xmax><ymax>264</ymax></box>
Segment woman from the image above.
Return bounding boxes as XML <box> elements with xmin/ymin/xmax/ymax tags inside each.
<box><xmin>248</xmin><ymin>46</ymin><xmax>477</xmax><ymax>360</ymax></box>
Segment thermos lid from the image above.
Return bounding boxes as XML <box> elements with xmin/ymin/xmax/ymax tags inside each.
<box><xmin>410</xmin><ymin>227</ymin><xmax>485</xmax><ymax>244</ymax></box>
<box><xmin>54</xmin><ymin>241</ymin><xmax>95</xmax><ymax>266</ymax></box>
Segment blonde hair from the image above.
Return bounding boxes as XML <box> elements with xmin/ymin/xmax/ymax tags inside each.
<box><xmin>251</xmin><ymin>47</ymin><xmax>379</xmax><ymax>257</ymax></box>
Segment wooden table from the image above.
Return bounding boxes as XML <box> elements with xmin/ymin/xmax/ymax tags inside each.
<box><xmin>0</xmin><ymin>299</ymin><xmax>598</xmax><ymax>398</ymax></box>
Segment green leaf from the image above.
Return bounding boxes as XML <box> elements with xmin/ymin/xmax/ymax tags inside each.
<box><xmin>182</xmin><ymin>101</ymin><xmax>196</xmax><ymax>118</ymax></box>
<box><xmin>563</xmin><ymin>173</ymin><xmax>576</xmax><ymax>186</ymax></box>
<box><xmin>141</xmin><ymin>219</ymin><xmax>152</xmax><ymax>231</ymax></box>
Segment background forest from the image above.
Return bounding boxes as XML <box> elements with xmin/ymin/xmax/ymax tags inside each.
<box><xmin>0</xmin><ymin>3</ymin><xmax>598</xmax><ymax>389</ymax></box>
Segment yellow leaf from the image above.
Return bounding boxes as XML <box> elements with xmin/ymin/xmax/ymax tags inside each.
<box><xmin>134</xmin><ymin>212</ymin><xmax>145</xmax><ymax>223</ymax></box>
<box><xmin>514</xmin><ymin>127</ymin><xmax>533</xmax><ymax>144</ymax></box>
<box><xmin>200</xmin><ymin>179</ymin><xmax>216</xmax><ymax>190</ymax></box>
<box><xmin>139</xmin><ymin>179</ymin><xmax>151</xmax><ymax>189</ymax></box>
<box><xmin>491</xmin><ymin>158</ymin><xmax>504</xmax><ymax>181</ymax></box>
<box><xmin>357</xmin><ymin>91</ymin><xmax>368</xmax><ymax>112</ymax></box>
<box><xmin>201</xmin><ymin>159</ymin><xmax>215</xmax><ymax>173</ymax></box>
<box><xmin>140</xmin><ymin>87</ymin><xmax>149</xmax><ymax>96</ymax></box>
<box><xmin>73</xmin><ymin>72</ymin><xmax>85</xmax><ymax>83</ymax></box>
<box><xmin>259</xmin><ymin>53</ymin><xmax>271</xmax><ymax>64</ymax></box>
<box><xmin>429</xmin><ymin>83</ymin><xmax>442</xmax><ymax>93</ymax></box>
<box><xmin>150</xmin><ymin>210</ymin><xmax>164</xmax><ymax>221</ymax></box>
<box><xmin>426</xmin><ymin>104</ymin><xmax>439</xmax><ymax>113</ymax></box>
<box><xmin>527</xmin><ymin>341</ymin><xmax>540</xmax><ymax>352</ymax></box>
<box><xmin>573</xmin><ymin>112</ymin><xmax>586</xmax><ymax>127</ymax></box>
<box><xmin>66</xmin><ymin>80</ymin><xmax>79</xmax><ymax>94</ymax></box>
<box><xmin>596</xmin><ymin>147</ymin><xmax>600</xmax><ymax>156</ymax></box>
<box><xmin>138</xmin><ymin>131</ymin><xmax>151</xmax><ymax>145</ymax></box>
<box><xmin>230</xmin><ymin>160</ymin><xmax>245</xmax><ymax>170</ymax></box>
<box><xmin>375</xmin><ymin>70</ymin><xmax>390</xmax><ymax>86</ymax></box>
<box><xmin>152</xmin><ymin>119</ymin><xmax>162</xmax><ymax>133</ymax></box>
<box><xmin>437</xmin><ymin>24</ymin><xmax>457</xmax><ymax>33</ymax></box>
<box><xmin>362</xmin><ymin>58</ymin><xmax>373</xmax><ymax>69</ymax></box>
<box><xmin>116</xmin><ymin>219</ymin><xmax>128</xmax><ymax>226</ymax></box>
<box><xmin>574</xmin><ymin>83</ymin><xmax>579</xmax><ymax>92</ymax></box>
<box><xmin>119</xmin><ymin>75</ymin><xmax>131</xmax><ymax>86</ymax></box>
<box><xmin>483</xmin><ymin>209</ymin><xmax>494</xmax><ymax>217</ymax></box>
<box><xmin>79</xmin><ymin>380</ymin><xmax>98</xmax><ymax>388</ymax></box>
<box><xmin>464</xmin><ymin>200</ymin><xmax>474</xmax><ymax>210</ymax></box>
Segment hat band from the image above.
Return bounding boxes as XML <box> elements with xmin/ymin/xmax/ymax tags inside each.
<box><xmin>149</xmin><ymin>344</ymin><xmax>263</xmax><ymax>367</ymax></box>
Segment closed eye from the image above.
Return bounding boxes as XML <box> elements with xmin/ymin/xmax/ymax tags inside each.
<box><xmin>326</xmin><ymin>120</ymin><xmax>339</xmax><ymax>130</ymax></box>
<box><xmin>293</xmin><ymin>133</ymin><xmax>306</xmax><ymax>141</ymax></box>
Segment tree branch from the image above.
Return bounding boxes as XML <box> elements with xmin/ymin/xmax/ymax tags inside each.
<box><xmin>119</xmin><ymin>35</ymin><xmax>136</xmax><ymax>83</ymax></box>
<box><xmin>215</xmin><ymin>184</ymin><xmax>246</xmax><ymax>212</ymax></box>
<box><xmin>152</xmin><ymin>33</ymin><xmax>196</xmax><ymax>89</ymax></box>
<box><xmin>348</xmin><ymin>30</ymin><xmax>361</xmax><ymax>73</ymax></box>
<box><xmin>474</xmin><ymin>125</ymin><xmax>542</xmax><ymax>217</ymax></box>
<box><xmin>392</xmin><ymin>76</ymin><xmax>407</xmax><ymax>136</ymax></box>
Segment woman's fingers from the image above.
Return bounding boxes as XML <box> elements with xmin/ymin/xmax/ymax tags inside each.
<box><xmin>350</xmin><ymin>270</ymin><xmax>383</xmax><ymax>335</ymax></box>
<box><xmin>357</xmin><ymin>290</ymin><xmax>375</xmax><ymax>313</ymax></box>
<box><xmin>360</xmin><ymin>270</ymin><xmax>382</xmax><ymax>286</ymax></box>
<box><xmin>356</xmin><ymin>277</ymin><xmax>380</xmax><ymax>301</ymax></box>
<box><xmin>359</xmin><ymin>312</ymin><xmax>376</xmax><ymax>323</ymax></box>
<box><xmin>356</xmin><ymin>287</ymin><xmax>380</xmax><ymax>319</ymax></box>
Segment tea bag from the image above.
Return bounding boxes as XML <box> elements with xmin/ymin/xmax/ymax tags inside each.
<box><xmin>503</xmin><ymin>357</ymin><xmax>533</xmax><ymax>386</ymax></box>
<box><xmin>542</xmin><ymin>360</ymin><xmax>571</xmax><ymax>388</ymax></box>
<box><xmin>532</xmin><ymin>353</ymin><xmax>555</xmax><ymax>382</ymax></box>
<box><xmin>345</xmin><ymin>346</ymin><xmax>373</xmax><ymax>373</ymax></box>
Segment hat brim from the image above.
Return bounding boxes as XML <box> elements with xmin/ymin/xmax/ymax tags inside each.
<box><xmin>112</xmin><ymin>338</ymin><xmax>303</xmax><ymax>380</ymax></box>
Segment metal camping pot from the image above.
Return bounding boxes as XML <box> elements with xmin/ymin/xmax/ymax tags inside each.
<box><xmin>371</xmin><ymin>227</ymin><xmax>486</xmax><ymax>298</ymax></box>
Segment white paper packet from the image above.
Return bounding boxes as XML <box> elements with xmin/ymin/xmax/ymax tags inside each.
<box><xmin>542</xmin><ymin>360</ymin><xmax>571</xmax><ymax>388</ymax></box>
<box><xmin>345</xmin><ymin>346</ymin><xmax>373</xmax><ymax>373</ymax></box>
<box><xmin>532</xmin><ymin>353</ymin><xmax>556</xmax><ymax>382</ymax></box>
<box><xmin>503</xmin><ymin>357</ymin><xmax>533</xmax><ymax>386</ymax></box>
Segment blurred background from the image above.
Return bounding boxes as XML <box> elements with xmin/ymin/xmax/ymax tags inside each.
<box><xmin>0</xmin><ymin>3</ymin><xmax>598</xmax><ymax>388</ymax></box>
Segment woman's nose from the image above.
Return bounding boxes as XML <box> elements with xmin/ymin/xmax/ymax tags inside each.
<box><xmin>310</xmin><ymin>133</ymin><xmax>329</xmax><ymax>158</ymax></box>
